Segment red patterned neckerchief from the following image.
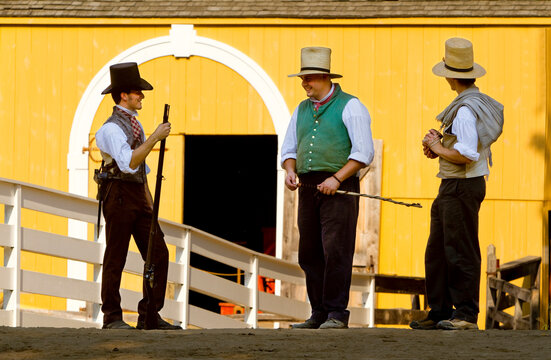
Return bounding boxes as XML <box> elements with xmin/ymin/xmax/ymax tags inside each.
<box><xmin>116</xmin><ymin>107</ymin><xmax>142</xmax><ymax>141</ymax></box>
<box><xmin>313</xmin><ymin>88</ymin><xmax>334</xmax><ymax>111</ymax></box>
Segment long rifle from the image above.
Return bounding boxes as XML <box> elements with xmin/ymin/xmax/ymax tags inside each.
<box><xmin>143</xmin><ymin>104</ymin><xmax>170</xmax><ymax>330</ymax></box>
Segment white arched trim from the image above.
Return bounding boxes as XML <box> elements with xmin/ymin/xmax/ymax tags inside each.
<box><xmin>66</xmin><ymin>24</ymin><xmax>290</xmax><ymax>310</ymax></box>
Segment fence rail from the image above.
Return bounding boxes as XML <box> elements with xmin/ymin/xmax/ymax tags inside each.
<box><xmin>0</xmin><ymin>177</ymin><xmax>381</xmax><ymax>328</ymax></box>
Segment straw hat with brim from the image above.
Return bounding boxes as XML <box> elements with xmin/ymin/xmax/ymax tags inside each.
<box><xmin>101</xmin><ymin>62</ymin><xmax>154</xmax><ymax>95</ymax></box>
<box><xmin>288</xmin><ymin>47</ymin><xmax>342</xmax><ymax>79</ymax></box>
<box><xmin>432</xmin><ymin>37</ymin><xmax>486</xmax><ymax>79</ymax></box>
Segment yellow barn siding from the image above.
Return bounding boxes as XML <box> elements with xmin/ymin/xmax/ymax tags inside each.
<box><xmin>0</xmin><ymin>22</ymin><xmax>548</xmax><ymax>322</ymax></box>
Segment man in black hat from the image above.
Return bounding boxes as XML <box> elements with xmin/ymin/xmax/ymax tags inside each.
<box><xmin>95</xmin><ymin>62</ymin><xmax>180</xmax><ymax>330</ymax></box>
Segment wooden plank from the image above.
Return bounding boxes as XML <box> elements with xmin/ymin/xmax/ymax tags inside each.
<box><xmin>496</xmin><ymin>293</ymin><xmax>517</xmax><ymax>311</ymax></box>
<box><xmin>258</xmin><ymin>291</ymin><xmax>310</xmax><ymax>320</ymax></box>
<box><xmin>157</xmin><ymin>297</ymin><xmax>184</xmax><ymax>324</ymax></box>
<box><xmin>119</xmin><ymin>288</ymin><xmax>185</xmax><ymax>324</ymax></box>
<box><xmin>492</xmin><ymin>310</ymin><xmax>530</xmax><ymax>330</ymax></box>
<box><xmin>354</xmin><ymin>139</ymin><xmax>382</xmax><ymax>271</ymax></box>
<box><xmin>488</xmin><ymin>277</ymin><xmax>532</xmax><ymax>302</ymax></box>
<box><xmin>257</xmin><ymin>256</ymin><xmax>305</xmax><ymax>286</ymax></box>
<box><xmin>499</xmin><ymin>256</ymin><xmax>541</xmax><ymax>281</ymax></box>
<box><xmin>122</xmin><ymin>250</ymin><xmax>144</xmax><ymax>276</ymax></box>
<box><xmin>20</xmin><ymin>270</ymin><xmax>100</xmax><ymax>303</ymax></box>
<box><xmin>190</xmin><ymin>267</ymin><xmax>250</xmax><ymax>307</ymax></box>
<box><xmin>19</xmin><ymin>184</ymin><xmax>97</xmax><ymax>224</ymax></box>
<box><xmin>0</xmin><ymin>267</ymin><xmax>14</xmax><ymax>290</ymax></box>
<box><xmin>373</xmin><ymin>274</ymin><xmax>425</xmax><ymax>294</ymax></box>
<box><xmin>0</xmin><ymin>181</ymin><xmax>15</xmax><ymax>207</ymax></box>
<box><xmin>349</xmin><ymin>306</ymin><xmax>370</xmax><ymax>326</ymax></box>
<box><xmin>0</xmin><ymin>223</ymin><xmax>14</xmax><ymax>247</ymax></box>
<box><xmin>485</xmin><ymin>244</ymin><xmax>497</xmax><ymax>330</ymax></box>
<box><xmin>0</xmin><ymin>310</ymin><xmax>14</xmax><ymax>326</ymax></box>
<box><xmin>189</xmin><ymin>304</ymin><xmax>248</xmax><ymax>329</ymax></box>
<box><xmin>350</xmin><ymin>273</ymin><xmax>374</xmax><ymax>292</ymax></box>
<box><xmin>190</xmin><ymin>230</ymin><xmax>252</xmax><ymax>272</ymax></box>
<box><xmin>20</xmin><ymin>311</ymin><xmax>100</xmax><ymax>328</ymax></box>
<box><xmin>375</xmin><ymin>309</ymin><xmax>428</xmax><ymax>325</ymax></box>
<box><xmin>21</xmin><ymin>227</ymin><xmax>103</xmax><ymax>264</ymax></box>
<box><xmin>280</xmin><ymin>185</ymin><xmax>303</xmax><ymax>301</ymax></box>
<box><xmin>119</xmin><ymin>288</ymin><xmax>141</xmax><ymax>313</ymax></box>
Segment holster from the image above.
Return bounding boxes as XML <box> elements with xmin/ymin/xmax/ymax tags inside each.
<box><xmin>94</xmin><ymin>161</ymin><xmax>119</xmax><ymax>201</ymax></box>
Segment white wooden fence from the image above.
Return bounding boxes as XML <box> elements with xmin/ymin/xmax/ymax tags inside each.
<box><xmin>0</xmin><ymin>177</ymin><xmax>377</xmax><ymax>328</ymax></box>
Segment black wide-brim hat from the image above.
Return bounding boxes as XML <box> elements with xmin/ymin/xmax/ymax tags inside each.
<box><xmin>101</xmin><ymin>62</ymin><xmax>154</xmax><ymax>95</ymax></box>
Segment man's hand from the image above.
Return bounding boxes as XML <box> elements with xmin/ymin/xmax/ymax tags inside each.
<box><xmin>129</xmin><ymin>122</ymin><xmax>172</xmax><ymax>170</ymax></box>
<box><xmin>318</xmin><ymin>176</ymin><xmax>340</xmax><ymax>195</ymax></box>
<box><xmin>151</xmin><ymin>122</ymin><xmax>171</xmax><ymax>142</ymax></box>
<box><xmin>285</xmin><ymin>170</ymin><xmax>298</xmax><ymax>191</ymax></box>
<box><xmin>422</xmin><ymin>129</ymin><xmax>442</xmax><ymax>159</ymax></box>
<box><xmin>423</xmin><ymin>144</ymin><xmax>439</xmax><ymax>159</ymax></box>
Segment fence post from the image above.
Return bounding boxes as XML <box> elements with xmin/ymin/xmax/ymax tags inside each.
<box><xmin>244</xmin><ymin>255</ymin><xmax>259</xmax><ymax>328</ymax></box>
<box><xmin>3</xmin><ymin>184</ymin><xmax>21</xmax><ymax>326</ymax></box>
<box><xmin>174</xmin><ymin>229</ymin><xmax>191</xmax><ymax>328</ymax></box>
<box><xmin>362</xmin><ymin>275</ymin><xmax>376</xmax><ymax>328</ymax></box>
<box><xmin>486</xmin><ymin>244</ymin><xmax>497</xmax><ymax>329</ymax></box>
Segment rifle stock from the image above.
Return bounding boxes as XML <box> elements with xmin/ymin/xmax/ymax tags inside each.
<box><xmin>144</xmin><ymin>103</ymin><xmax>170</xmax><ymax>329</ymax></box>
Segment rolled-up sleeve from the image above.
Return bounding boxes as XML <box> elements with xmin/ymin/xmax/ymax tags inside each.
<box><xmin>280</xmin><ymin>107</ymin><xmax>299</xmax><ymax>167</ymax></box>
<box><xmin>342</xmin><ymin>98</ymin><xmax>375</xmax><ymax>166</ymax></box>
<box><xmin>96</xmin><ymin>123</ymin><xmax>139</xmax><ymax>174</ymax></box>
<box><xmin>452</xmin><ymin>106</ymin><xmax>480</xmax><ymax>161</ymax></box>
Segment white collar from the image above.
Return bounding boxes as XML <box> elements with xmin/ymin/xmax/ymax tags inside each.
<box><xmin>116</xmin><ymin>104</ymin><xmax>139</xmax><ymax>117</ymax></box>
<box><xmin>310</xmin><ymin>83</ymin><xmax>335</xmax><ymax>103</ymax></box>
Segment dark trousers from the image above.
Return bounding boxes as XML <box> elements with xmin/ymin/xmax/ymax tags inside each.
<box><xmin>297</xmin><ymin>172</ymin><xmax>359</xmax><ymax>324</ymax></box>
<box><xmin>101</xmin><ymin>180</ymin><xmax>169</xmax><ymax>325</ymax></box>
<box><xmin>425</xmin><ymin>176</ymin><xmax>486</xmax><ymax>324</ymax></box>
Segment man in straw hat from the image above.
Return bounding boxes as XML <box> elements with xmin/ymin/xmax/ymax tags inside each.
<box><xmin>410</xmin><ymin>38</ymin><xmax>504</xmax><ymax>330</ymax></box>
<box><xmin>95</xmin><ymin>62</ymin><xmax>180</xmax><ymax>330</ymax></box>
<box><xmin>281</xmin><ymin>47</ymin><xmax>374</xmax><ymax>329</ymax></box>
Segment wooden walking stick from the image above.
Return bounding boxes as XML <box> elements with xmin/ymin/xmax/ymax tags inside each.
<box><xmin>144</xmin><ymin>104</ymin><xmax>170</xmax><ymax>329</ymax></box>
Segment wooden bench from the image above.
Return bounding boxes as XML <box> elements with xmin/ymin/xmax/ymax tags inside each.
<box><xmin>486</xmin><ymin>244</ymin><xmax>541</xmax><ymax>330</ymax></box>
<box><xmin>372</xmin><ymin>274</ymin><xmax>428</xmax><ymax>325</ymax></box>
<box><xmin>351</xmin><ymin>273</ymin><xmax>427</xmax><ymax>326</ymax></box>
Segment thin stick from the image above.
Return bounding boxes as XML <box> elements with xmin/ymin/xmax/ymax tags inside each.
<box><xmin>298</xmin><ymin>183</ymin><xmax>422</xmax><ymax>208</ymax></box>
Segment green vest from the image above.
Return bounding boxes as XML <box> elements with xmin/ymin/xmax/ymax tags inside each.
<box><xmin>296</xmin><ymin>84</ymin><xmax>355</xmax><ymax>175</ymax></box>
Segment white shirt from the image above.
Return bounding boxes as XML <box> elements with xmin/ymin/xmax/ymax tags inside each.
<box><xmin>281</xmin><ymin>88</ymin><xmax>374</xmax><ymax>168</ymax></box>
<box><xmin>95</xmin><ymin>105</ymin><xmax>150</xmax><ymax>174</ymax></box>
<box><xmin>450</xmin><ymin>106</ymin><xmax>480</xmax><ymax>161</ymax></box>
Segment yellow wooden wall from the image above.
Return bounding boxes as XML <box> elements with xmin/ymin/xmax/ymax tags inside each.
<box><xmin>0</xmin><ymin>20</ymin><xmax>548</xmax><ymax>327</ymax></box>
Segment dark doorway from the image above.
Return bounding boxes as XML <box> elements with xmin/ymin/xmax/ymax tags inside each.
<box><xmin>183</xmin><ymin>135</ymin><xmax>278</xmax><ymax>313</ymax></box>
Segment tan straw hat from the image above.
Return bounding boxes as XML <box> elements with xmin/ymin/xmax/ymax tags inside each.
<box><xmin>432</xmin><ymin>37</ymin><xmax>486</xmax><ymax>79</ymax></box>
<box><xmin>288</xmin><ymin>47</ymin><xmax>342</xmax><ymax>78</ymax></box>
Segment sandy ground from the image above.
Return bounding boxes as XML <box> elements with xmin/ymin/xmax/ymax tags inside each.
<box><xmin>1</xmin><ymin>327</ymin><xmax>551</xmax><ymax>360</ymax></box>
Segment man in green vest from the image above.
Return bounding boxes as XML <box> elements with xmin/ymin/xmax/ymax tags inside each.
<box><xmin>282</xmin><ymin>47</ymin><xmax>374</xmax><ymax>329</ymax></box>
<box><xmin>411</xmin><ymin>38</ymin><xmax>504</xmax><ymax>330</ymax></box>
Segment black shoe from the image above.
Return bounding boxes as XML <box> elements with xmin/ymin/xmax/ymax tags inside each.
<box><xmin>290</xmin><ymin>318</ymin><xmax>323</xmax><ymax>329</ymax></box>
<box><xmin>102</xmin><ymin>320</ymin><xmax>135</xmax><ymax>330</ymax></box>
<box><xmin>409</xmin><ymin>317</ymin><xmax>439</xmax><ymax>330</ymax></box>
<box><xmin>137</xmin><ymin>317</ymin><xmax>183</xmax><ymax>330</ymax></box>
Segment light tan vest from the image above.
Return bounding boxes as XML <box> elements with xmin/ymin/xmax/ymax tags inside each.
<box><xmin>437</xmin><ymin>124</ymin><xmax>489</xmax><ymax>179</ymax></box>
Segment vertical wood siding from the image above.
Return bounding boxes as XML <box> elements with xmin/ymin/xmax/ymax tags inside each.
<box><xmin>0</xmin><ymin>23</ymin><xmax>547</xmax><ymax>326</ymax></box>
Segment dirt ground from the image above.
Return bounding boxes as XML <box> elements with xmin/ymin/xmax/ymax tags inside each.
<box><xmin>1</xmin><ymin>327</ymin><xmax>551</xmax><ymax>360</ymax></box>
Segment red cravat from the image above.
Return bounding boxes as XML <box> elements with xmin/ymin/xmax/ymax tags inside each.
<box><xmin>313</xmin><ymin>92</ymin><xmax>333</xmax><ymax>111</ymax></box>
<box><xmin>117</xmin><ymin>107</ymin><xmax>142</xmax><ymax>141</ymax></box>
<box><xmin>130</xmin><ymin>116</ymin><xmax>142</xmax><ymax>141</ymax></box>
